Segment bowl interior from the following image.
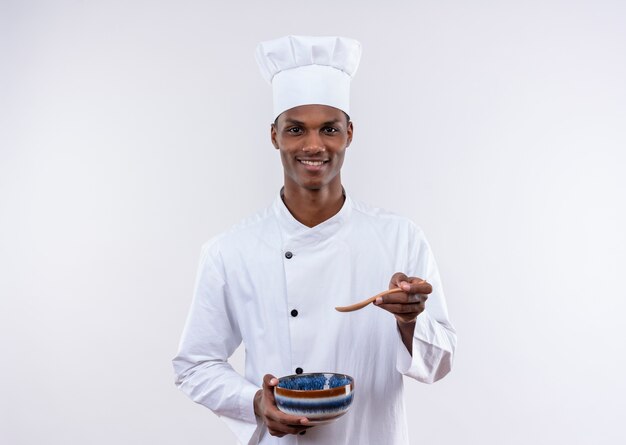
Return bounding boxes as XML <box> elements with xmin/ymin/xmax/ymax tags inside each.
<box><xmin>277</xmin><ymin>373</ymin><xmax>353</xmax><ymax>392</ymax></box>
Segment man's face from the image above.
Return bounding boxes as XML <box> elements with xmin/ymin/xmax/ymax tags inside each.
<box><xmin>271</xmin><ymin>104</ymin><xmax>353</xmax><ymax>192</ymax></box>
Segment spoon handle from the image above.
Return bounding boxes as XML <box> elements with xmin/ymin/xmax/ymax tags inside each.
<box><xmin>335</xmin><ymin>287</ymin><xmax>404</xmax><ymax>313</ymax></box>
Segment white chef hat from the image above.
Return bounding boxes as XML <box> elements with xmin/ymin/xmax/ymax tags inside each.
<box><xmin>255</xmin><ymin>35</ymin><xmax>362</xmax><ymax>120</ymax></box>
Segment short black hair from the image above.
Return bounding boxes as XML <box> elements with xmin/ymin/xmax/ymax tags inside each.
<box><xmin>273</xmin><ymin>110</ymin><xmax>351</xmax><ymax>126</ymax></box>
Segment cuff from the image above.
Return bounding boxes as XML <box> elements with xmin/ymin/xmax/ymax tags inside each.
<box><xmin>221</xmin><ymin>384</ymin><xmax>264</xmax><ymax>445</ymax></box>
<box><xmin>395</xmin><ymin>310</ymin><xmax>453</xmax><ymax>383</ymax></box>
<box><xmin>239</xmin><ymin>384</ymin><xmax>261</xmax><ymax>424</ymax></box>
<box><xmin>396</xmin><ymin>311</ymin><xmax>432</xmax><ymax>376</ymax></box>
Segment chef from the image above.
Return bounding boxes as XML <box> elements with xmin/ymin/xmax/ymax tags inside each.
<box><xmin>173</xmin><ymin>35</ymin><xmax>456</xmax><ymax>444</ymax></box>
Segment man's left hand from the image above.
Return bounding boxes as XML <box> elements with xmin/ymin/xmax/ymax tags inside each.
<box><xmin>374</xmin><ymin>272</ymin><xmax>432</xmax><ymax>324</ymax></box>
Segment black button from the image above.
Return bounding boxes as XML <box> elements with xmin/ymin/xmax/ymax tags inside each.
<box><xmin>290</xmin><ymin>309</ymin><xmax>298</xmax><ymax>317</ymax></box>
<box><xmin>295</xmin><ymin>367</ymin><xmax>303</xmax><ymax>374</ymax></box>
<box><xmin>285</xmin><ymin>251</ymin><xmax>293</xmax><ymax>259</ymax></box>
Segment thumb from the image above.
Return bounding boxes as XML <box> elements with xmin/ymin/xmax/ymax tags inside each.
<box><xmin>263</xmin><ymin>374</ymin><xmax>279</xmax><ymax>389</ymax></box>
<box><xmin>390</xmin><ymin>272</ymin><xmax>409</xmax><ymax>289</ymax></box>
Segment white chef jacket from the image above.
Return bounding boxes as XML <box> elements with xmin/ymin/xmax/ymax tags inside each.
<box><xmin>173</xmin><ymin>192</ymin><xmax>456</xmax><ymax>445</ymax></box>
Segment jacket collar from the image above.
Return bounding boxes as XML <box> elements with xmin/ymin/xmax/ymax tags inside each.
<box><xmin>273</xmin><ymin>187</ymin><xmax>353</xmax><ymax>244</ymax></box>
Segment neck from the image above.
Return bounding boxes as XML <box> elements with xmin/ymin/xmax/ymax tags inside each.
<box><xmin>281</xmin><ymin>181</ymin><xmax>345</xmax><ymax>228</ymax></box>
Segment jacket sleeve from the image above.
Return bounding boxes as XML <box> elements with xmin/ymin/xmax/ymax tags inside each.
<box><xmin>172</xmin><ymin>241</ymin><xmax>263</xmax><ymax>445</ymax></box>
<box><xmin>396</xmin><ymin>224</ymin><xmax>457</xmax><ymax>383</ymax></box>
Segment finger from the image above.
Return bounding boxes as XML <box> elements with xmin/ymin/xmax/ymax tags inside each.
<box><xmin>375</xmin><ymin>288</ymin><xmax>407</xmax><ymax>304</ymax></box>
<box><xmin>265</xmin><ymin>402</ymin><xmax>310</xmax><ymax>426</ymax></box>
<box><xmin>405</xmin><ymin>277</ymin><xmax>432</xmax><ymax>294</ymax></box>
<box><xmin>268</xmin><ymin>427</ymin><xmax>310</xmax><ymax>437</ymax></box>
<box><xmin>408</xmin><ymin>294</ymin><xmax>427</xmax><ymax>304</ymax></box>
<box><xmin>390</xmin><ymin>272</ymin><xmax>409</xmax><ymax>289</ymax></box>
<box><xmin>262</xmin><ymin>374</ymin><xmax>279</xmax><ymax>406</ymax></box>
<box><xmin>274</xmin><ymin>422</ymin><xmax>311</xmax><ymax>432</ymax></box>
<box><xmin>377</xmin><ymin>303</ymin><xmax>424</xmax><ymax>314</ymax></box>
<box><xmin>391</xmin><ymin>273</ymin><xmax>431</xmax><ymax>294</ymax></box>
<box><xmin>377</xmin><ymin>293</ymin><xmax>427</xmax><ymax>305</ymax></box>
<box><xmin>267</xmin><ymin>420</ymin><xmax>310</xmax><ymax>436</ymax></box>
<box><xmin>263</xmin><ymin>374</ymin><xmax>279</xmax><ymax>389</ymax></box>
<box><xmin>266</xmin><ymin>410</ymin><xmax>309</xmax><ymax>426</ymax></box>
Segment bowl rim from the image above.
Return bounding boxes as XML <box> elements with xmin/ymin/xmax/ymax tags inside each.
<box><xmin>274</xmin><ymin>372</ymin><xmax>354</xmax><ymax>398</ymax></box>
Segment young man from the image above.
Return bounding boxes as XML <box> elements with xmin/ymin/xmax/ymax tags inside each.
<box><xmin>173</xmin><ymin>35</ymin><xmax>456</xmax><ymax>445</ymax></box>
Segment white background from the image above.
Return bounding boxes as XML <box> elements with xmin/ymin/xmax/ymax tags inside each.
<box><xmin>1</xmin><ymin>1</ymin><xmax>625</xmax><ymax>444</ymax></box>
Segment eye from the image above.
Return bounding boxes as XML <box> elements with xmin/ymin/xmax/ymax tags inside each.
<box><xmin>286</xmin><ymin>126</ymin><xmax>303</xmax><ymax>135</ymax></box>
<box><xmin>323</xmin><ymin>127</ymin><xmax>339</xmax><ymax>134</ymax></box>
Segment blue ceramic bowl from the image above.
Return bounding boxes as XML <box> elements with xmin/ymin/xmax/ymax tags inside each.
<box><xmin>274</xmin><ymin>373</ymin><xmax>355</xmax><ymax>425</ymax></box>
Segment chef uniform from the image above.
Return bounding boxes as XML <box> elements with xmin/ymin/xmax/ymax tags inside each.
<box><xmin>173</xmin><ymin>36</ymin><xmax>456</xmax><ymax>445</ymax></box>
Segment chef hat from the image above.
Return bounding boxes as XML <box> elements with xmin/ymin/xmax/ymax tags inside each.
<box><xmin>255</xmin><ymin>35</ymin><xmax>362</xmax><ymax>120</ymax></box>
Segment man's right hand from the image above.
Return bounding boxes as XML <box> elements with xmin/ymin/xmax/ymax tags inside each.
<box><xmin>254</xmin><ymin>374</ymin><xmax>311</xmax><ymax>437</ymax></box>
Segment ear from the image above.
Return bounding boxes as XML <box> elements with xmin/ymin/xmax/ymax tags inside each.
<box><xmin>270</xmin><ymin>123</ymin><xmax>279</xmax><ymax>150</ymax></box>
<box><xmin>345</xmin><ymin>121</ymin><xmax>354</xmax><ymax>148</ymax></box>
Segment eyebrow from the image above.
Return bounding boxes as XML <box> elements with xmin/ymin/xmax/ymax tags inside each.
<box><xmin>283</xmin><ymin>119</ymin><xmax>305</xmax><ymax>126</ymax></box>
<box><xmin>282</xmin><ymin>118</ymin><xmax>343</xmax><ymax>126</ymax></box>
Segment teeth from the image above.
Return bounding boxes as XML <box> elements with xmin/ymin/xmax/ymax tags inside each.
<box><xmin>300</xmin><ymin>160</ymin><xmax>325</xmax><ymax>166</ymax></box>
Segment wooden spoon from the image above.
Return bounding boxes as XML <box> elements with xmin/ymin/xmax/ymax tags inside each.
<box><xmin>335</xmin><ymin>287</ymin><xmax>404</xmax><ymax>312</ymax></box>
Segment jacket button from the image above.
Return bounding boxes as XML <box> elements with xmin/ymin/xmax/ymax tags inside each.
<box><xmin>290</xmin><ymin>309</ymin><xmax>298</xmax><ymax>317</ymax></box>
<box><xmin>295</xmin><ymin>367</ymin><xmax>303</xmax><ymax>374</ymax></box>
<box><xmin>285</xmin><ymin>251</ymin><xmax>293</xmax><ymax>259</ymax></box>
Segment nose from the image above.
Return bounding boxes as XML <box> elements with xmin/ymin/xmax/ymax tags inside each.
<box><xmin>302</xmin><ymin>132</ymin><xmax>325</xmax><ymax>153</ymax></box>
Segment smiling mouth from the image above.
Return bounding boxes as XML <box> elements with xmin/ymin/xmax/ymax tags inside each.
<box><xmin>298</xmin><ymin>159</ymin><xmax>329</xmax><ymax>166</ymax></box>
